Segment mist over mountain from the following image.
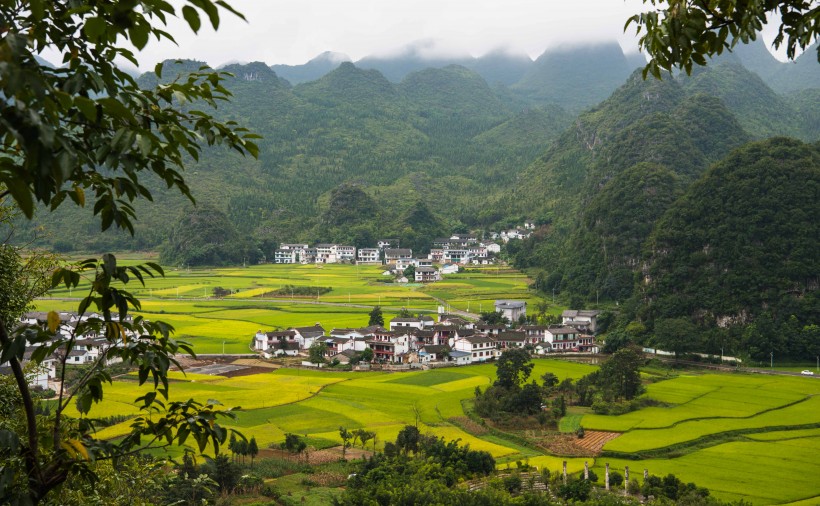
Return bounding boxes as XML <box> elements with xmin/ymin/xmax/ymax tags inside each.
<box><xmin>271</xmin><ymin>51</ymin><xmax>351</xmax><ymax>84</ymax></box>
<box><xmin>511</xmin><ymin>42</ymin><xmax>643</xmax><ymax>112</ymax></box>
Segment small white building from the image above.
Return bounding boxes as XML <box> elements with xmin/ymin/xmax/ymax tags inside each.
<box><xmin>494</xmin><ymin>300</ymin><xmax>527</xmax><ymax>322</ymax></box>
<box><xmin>390</xmin><ymin>317</ymin><xmax>424</xmax><ymax>331</ymax></box>
<box><xmin>452</xmin><ymin>335</ymin><xmax>498</xmax><ymax>363</ymax></box>
<box><xmin>415</xmin><ymin>266</ymin><xmax>440</xmax><ymax>283</ymax></box>
<box><xmin>561</xmin><ymin>310</ymin><xmax>601</xmax><ymax>334</ymax></box>
<box><xmin>358</xmin><ymin>248</ymin><xmax>380</xmax><ymax>263</ymax></box>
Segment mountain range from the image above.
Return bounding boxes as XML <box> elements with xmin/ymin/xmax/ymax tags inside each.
<box><xmin>22</xmin><ymin>41</ymin><xmax>820</xmax><ymax>340</ymax></box>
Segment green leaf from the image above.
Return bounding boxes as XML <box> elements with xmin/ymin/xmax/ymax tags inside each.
<box><xmin>74</xmin><ymin>96</ymin><xmax>97</xmax><ymax>122</ymax></box>
<box><xmin>129</xmin><ymin>25</ymin><xmax>150</xmax><ymax>50</ymax></box>
<box><xmin>83</xmin><ymin>16</ymin><xmax>107</xmax><ymax>41</ymax></box>
<box><xmin>182</xmin><ymin>6</ymin><xmax>201</xmax><ymax>33</ymax></box>
<box><xmin>4</xmin><ymin>177</ymin><xmax>33</xmax><ymax>219</ymax></box>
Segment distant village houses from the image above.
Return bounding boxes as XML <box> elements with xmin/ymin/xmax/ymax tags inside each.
<box><xmin>253</xmin><ymin>305</ymin><xmax>601</xmax><ymax>364</ymax></box>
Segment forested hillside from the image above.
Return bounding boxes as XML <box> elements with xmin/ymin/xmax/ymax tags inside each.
<box><xmin>622</xmin><ymin>138</ymin><xmax>820</xmax><ymax>361</ymax></box>
<box><xmin>21</xmin><ymin>42</ymin><xmax>819</xmax><ymax>278</ymax></box>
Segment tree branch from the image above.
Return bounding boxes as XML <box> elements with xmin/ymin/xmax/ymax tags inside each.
<box><xmin>0</xmin><ymin>320</ymin><xmax>43</xmax><ymax>488</ymax></box>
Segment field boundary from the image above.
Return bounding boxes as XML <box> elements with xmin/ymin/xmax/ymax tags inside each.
<box><xmin>601</xmin><ymin>422</ymin><xmax>820</xmax><ymax>460</ymax></box>
<box><xmin>588</xmin><ymin>394</ymin><xmax>815</xmax><ymax>432</ymax></box>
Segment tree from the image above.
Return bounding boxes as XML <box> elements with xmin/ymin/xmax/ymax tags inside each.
<box><xmin>339</xmin><ymin>426</ymin><xmax>353</xmax><ymax>459</ymax></box>
<box><xmin>480</xmin><ymin>311</ymin><xmax>509</xmax><ymax>326</ymax></box>
<box><xmin>360</xmin><ymin>347</ymin><xmax>374</xmax><ymax>363</ymax></box>
<box><xmin>229</xmin><ymin>433</ymin><xmax>238</xmax><ymax>462</ymax></box>
<box><xmin>355</xmin><ymin>429</ymin><xmax>375</xmax><ymax>450</ymax></box>
<box><xmin>309</xmin><ymin>341</ymin><xmax>328</xmax><ymax>366</ymax></box>
<box><xmin>281</xmin><ymin>433</ymin><xmax>307</xmax><ymax>458</ymax></box>
<box><xmin>598</xmin><ymin>346</ymin><xmax>645</xmax><ymax>401</ymax></box>
<box><xmin>654</xmin><ymin>317</ymin><xmax>699</xmax><ymax>360</ymax></box>
<box><xmin>558</xmin><ymin>378</ymin><xmax>575</xmax><ymax>405</ymax></box>
<box><xmin>368</xmin><ymin>306</ymin><xmax>384</xmax><ymax>327</ymax></box>
<box><xmin>0</xmin><ymin>1</ymin><xmax>257</xmax><ymax>502</ymax></box>
<box><xmin>494</xmin><ymin>348</ymin><xmax>534</xmax><ymax>389</ymax></box>
<box><xmin>395</xmin><ymin>425</ymin><xmax>421</xmax><ymax>456</ymax></box>
<box><xmin>541</xmin><ymin>372</ymin><xmax>559</xmax><ymax>391</ymax></box>
<box><xmin>628</xmin><ymin>0</ymin><xmax>820</xmax><ymax>79</ymax></box>
<box><xmin>248</xmin><ymin>437</ymin><xmax>258</xmax><ymax>468</ymax></box>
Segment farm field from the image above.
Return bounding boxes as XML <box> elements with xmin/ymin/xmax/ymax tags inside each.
<box><xmin>37</xmin><ymin>263</ymin><xmax>537</xmax><ymax>353</ymax></box>
<box><xmin>82</xmin><ymin>358</ymin><xmax>820</xmax><ymax>504</ymax></box>
<box><xmin>91</xmin><ymin>359</ymin><xmax>596</xmax><ymax>463</ymax></box>
<box><xmin>586</xmin><ymin>373</ymin><xmax>820</xmax><ymax>504</ymax></box>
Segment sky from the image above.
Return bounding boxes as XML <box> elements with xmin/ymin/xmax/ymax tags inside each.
<box><xmin>121</xmin><ymin>0</ymin><xmax>654</xmax><ymax>70</ymax></box>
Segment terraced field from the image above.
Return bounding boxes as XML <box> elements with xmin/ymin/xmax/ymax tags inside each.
<box><xmin>89</xmin><ymin>360</ymin><xmax>595</xmax><ymax>462</ymax></box>
<box><xmin>84</xmin><ymin>359</ymin><xmax>820</xmax><ymax>504</ymax></box>
<box><xmin>37</xmin><ymin>263</ymin><xmax>537</xmax><ymax>353</ymax></box>
<box><xmin>585</xmin><ymin>373</ymin><xmax>820</xmax><ymax>504</ymax></box>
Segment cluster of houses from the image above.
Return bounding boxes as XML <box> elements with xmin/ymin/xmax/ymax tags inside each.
<box><xmin>0</xmin><ymin>311</ymin><xmax>130</xmax><ymax>389</ymax></box>
<box><xmin>272</xmin><ymin>234</ymin><xmax>508</xmax><ymax>273</ymax></box>
<box><xmin>253</xmin><ymin>303</ymin><xmax>601</xmax><ymax>365</ymax></box>
<box><xmin>490</xmin><ymin>221</ymin><xmax>536</xmax><ymax>243</ymax></box>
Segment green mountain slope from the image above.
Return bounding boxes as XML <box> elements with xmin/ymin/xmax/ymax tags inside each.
<box><xmin>511</xmin><ymin>70</ymin><xmax>750</xmax><ymax>287</ymax></box>
<box><xmin>511</xmin><ymin>42</ymin><xmax>641</xmax><ymax>112</ymax></box>
<box><xmin>638</xmin><ymin>138</ymin><xmax>820</xmax><ymax>330</ymax></box>
<box><xmin>680</xmin><ymin>63</ymin><xmax>810</xmax><ymax>139</ymax></box>
<box><xmin>563</xmin><ymin>163</ymin><xmax>684</xmax><ymax>301</ymax></box>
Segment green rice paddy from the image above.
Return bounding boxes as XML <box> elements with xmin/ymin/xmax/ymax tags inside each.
<box><xmin>586</xmin><ymin>373</ymin><xmax>820</xmax><ymax>504</ymax></box>
<box><xmin>83</xmin><ymin>360</ymin><xmax>820</xmax><ymax>504</ymax></box>
<box><xmin>36</xmin><ymin>262</ymin><xmax>820</xmax><ymax>503</ymax></box>
<box><xmin>38</xmin><ymin>263</ymin><xmax>537</xmax><ymax>353</ymax></box>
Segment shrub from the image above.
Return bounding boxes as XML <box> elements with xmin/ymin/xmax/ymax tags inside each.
<box><xmin>503</xmin><ymin>473</ymin><xmax>522</xmax><ymax>494</ymax></box>
<box><xmin>609</xmin><ymin>471</ymin><xmax>624</xmax><ymax>487</ymax></box>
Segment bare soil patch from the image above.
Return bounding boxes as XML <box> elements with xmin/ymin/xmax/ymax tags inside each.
<box><xmin>541</xmin><ymin>430</ymin><xmax>620</xmax><ymax>456</ymax></box>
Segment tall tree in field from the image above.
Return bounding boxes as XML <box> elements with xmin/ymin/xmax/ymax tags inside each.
<box><xmin>368</xmin><ymin>306</ymin><xmax>384</xmax><ymax>327</ymax></box>
<box><xmin>598</xmin><ymin>346</ymin><xmax>645</xmax><ymax>401</ymax></box>
<box><xmin>248</xmin><ymin>437</ymin><xmax>258</xmax><ymax>468</ymax></box>
<box><xmin>494</xmin><ymin>348</ymin><xmax>534</xmax><ymax>390</ymax></box>
<box><xmin>0</xmin><ymin>0</ymin><xmax>258</xmax><ymax>502</ymax></box>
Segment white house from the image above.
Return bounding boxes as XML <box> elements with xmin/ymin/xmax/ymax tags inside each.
<box><xmin>336</xmin><ymin>245</ymin><xmax>356</xmax><ymax>262</ymax></box>
<box><xmin>385</xmin><ymin>248</ymin><xmax>413</xmax><ymax>263</ymax></box>
<box><xmin>482</xmin><ymin>241</ymin><xmax>501</xmax><ymax>254</ymax></box>
<box><xmin>358</xmin><ymin>248</ymin><xmax>380</xmax><ymax>263</ymax></box>
<box><xmin>274</xmin><ymin>249</ymin><xmax>297</xmax><ymax>264</ymax></box>
<box><xmin>561</xmin><ymin>310</ymin><xmax>602</xmax><ymax>334</ymax></box>
<box><xmin>390</xmin><ymin>317</ymin><xmax>424</xmax><ymax>331</ymax></box>
<box><xmin>291</xmin><ymin>324</ymin><xmax>326</xmax><ymax>349</ymax></box>
<box><xmin>415</xmin><ymin>267</ymin><xmax>440</xmax><ymax>283</ymax></box>
<box><xmin>452</xmin><ymin>335</ymin><xmax>497</xmax><ymax>363</ymax></box>
<box><xmin>440</xmin><ymin>263</ymin><xmax>459</xmax><ymax>275</ymax></box>
<box><xmin>545</xmin><ymin>326</ymin><xmax>583</xmax><ymax>351</ymax></box>
<box><xmin>495</xmin><ymin>300</ymin><xmax>527</xmax><ymax>322</ymax></box>
<box><xmin>315</xmin><ymin>244</ymin><xmax>338</xmax><ymax>264</ymax></box>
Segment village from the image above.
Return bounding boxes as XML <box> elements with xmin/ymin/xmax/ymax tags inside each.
<box><xmin>272</xmin><ymin>224</ymin><xmax>536</xmax><ymax>283</ymax></box>
<box><xmin>253</xmin><ymin>305</ymin><xmax>601</xmax><ymax>366</ymax></box>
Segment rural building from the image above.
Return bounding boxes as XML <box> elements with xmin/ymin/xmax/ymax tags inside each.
<box><xmin>357</xmin><ymin>248</ymin><xmax>380</xmax><ymax>263</ymax></box>
<box><xmin>452</xmin><ymin>335</ymin><xmax>497</xmax><ymax>363</ymax></box>
<box><xmin>495</xmin><ymin>300</ymin><xmax>527</xmax><ymax>322</ymax></box>
<box><xmin>415</xmin><ymin>266</ymin><xmax>440</xmax><ymax>283</ymax></box>
<box><xmin>562</xmin><ymin>309</ymin><xmax>601</xmax><ymax>333</ymax></box>
<box><xmin>385</xmin><ymin>248</ymin><xmax>413</xmax><ymax>263</ymax></box>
